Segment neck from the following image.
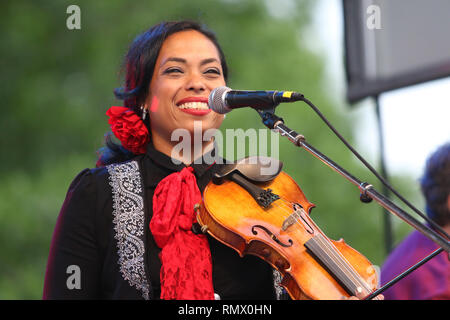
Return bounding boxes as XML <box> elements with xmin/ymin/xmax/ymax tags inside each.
<box><xmin>152</xmin><ymin>134</ymin><xmax>215</xmax><ymax>166</ymax></box>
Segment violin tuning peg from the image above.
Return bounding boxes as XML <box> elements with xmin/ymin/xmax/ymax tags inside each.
<box><xmin>191</xmin><ymin>222</ymin><xmax>209</xmax><ymax>235</ymax></box>
<box><xmin>201</xmin><ymin>225</ymin><xmax>209</xmax><ymax>234</ymax></box>
<box><xmin>191</xmin><ymin>223</ymin><xmax>202</xmax><ymax>235</ymax></box>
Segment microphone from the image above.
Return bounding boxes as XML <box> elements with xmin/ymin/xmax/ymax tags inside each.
<box><xmin>208</xmin><ymin>86</ymin><xmax>304</xmax><ymax>114</ymax></box>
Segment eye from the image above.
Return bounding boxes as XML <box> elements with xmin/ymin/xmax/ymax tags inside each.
<box><xmin>163</xmin><ymin>67</ymin><xmax>183</xmax><ymax>74</ymax></box>
<box><xmin>204</xmin><ymin>68</ymin><xmax>221</xmax><ymax>75</ymax></box>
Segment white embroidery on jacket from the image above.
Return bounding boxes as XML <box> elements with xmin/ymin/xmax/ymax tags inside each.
<box><xmin>107</xmin><ymin>161</ymin><xmax>150</xmax><ymax>300</ymax></box>
<box><xmin>273</xmin><ymin>269</ymin><xmax>284</xmax><ymax>300</ymax></box>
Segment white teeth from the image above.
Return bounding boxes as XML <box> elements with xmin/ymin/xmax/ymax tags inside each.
<box><xmin>178</xmin><ymin>102</ymin><xmax>209</xmax><ymax>110</ymax></box>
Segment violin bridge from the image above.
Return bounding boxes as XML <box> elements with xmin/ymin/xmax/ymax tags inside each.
<box><xmin>282</xmin><ymin>204</ymin><xmax>304</xmax><ymax>231</ymax></box>
<box><xmin>281</xmin><ymin>204</ymin><xmax>314</xmax><ymax>233</ymax></box>
<box><xmin>281</xmin><ymin>212</ymin><xmax>299</xmax><ymax>231</ymax></box>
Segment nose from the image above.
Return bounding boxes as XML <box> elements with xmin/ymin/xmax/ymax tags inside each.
<box><xmin>185</xmin><ymin>72</ymin><xmax>206</xmax><ymax>93</ymax></box>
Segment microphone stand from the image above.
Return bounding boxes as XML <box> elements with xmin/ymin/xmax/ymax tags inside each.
<box><xmin>257</xmin><ymin>109</ymin><xmax>450</xmax><ymax>299</ymax></box>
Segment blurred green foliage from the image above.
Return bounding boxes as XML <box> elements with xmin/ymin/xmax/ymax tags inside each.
<box><xmin>0</xmin><ymin>0</ymin><xmax>418</xmax><ymax>299</ymax></box>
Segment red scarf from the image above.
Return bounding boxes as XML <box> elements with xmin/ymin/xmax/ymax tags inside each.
<box><xmin>149</xmin><ymin>167</ymin><xmax>214</xmax><ymax>300</ymax></box>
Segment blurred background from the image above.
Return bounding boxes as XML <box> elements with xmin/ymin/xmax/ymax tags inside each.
<box><xmin>1</xmin><ymin>0</ymin><xmax>448</xmax><ymax>299</ymax></box>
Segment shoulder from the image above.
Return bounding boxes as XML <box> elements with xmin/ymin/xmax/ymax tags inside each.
<box><xmin>60</xmin><ymin>158</ymin><xmax>146</xmax><ymax>231</ymax></box>
<box><xmin>102</xmin><ymin>158</ymin><xmax>142</xmax><ymax>177</ymax></box>
<box><xmin>388</xmin><ymin>230</ymin><xmax>439</xmax><ymax>260</ymax></box>
<box><xmin>382</xmin><ymin>232</ymin><xmax>421</xmax><ymax>268</ymax></box>
<box><xmin>88</xmin><ymin>157</ymin><xmax>144</xmax><ymax>185</ymax></box>
<box><xmin>381</xmin><ymin>230</ymin><xmax>441</xmax><ymax>282</ymax></box>
<box><xmin>98</xmin><ymin>158</ymin><xmax>146</xmax><ymax>201</ymax></box>
<box><xmin>63</xmin><ymin>158</ymin><xmax>144</xmax><ymax>208</ymax></box>
<box><xmin>381</xmin><ymin>230</ymin><xmax>450</xmax><ymax>299</ymax></box>
<box><xmin>101</xmin><ymin>158</ymin><xmax>144</xmax><ymax>190</ymax></box>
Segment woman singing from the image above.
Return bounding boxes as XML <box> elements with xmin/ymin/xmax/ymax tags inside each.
<box><xmin>43</xmin><ymin>20</ymin><xmax>280</xmax><ymax>300</ymax></box>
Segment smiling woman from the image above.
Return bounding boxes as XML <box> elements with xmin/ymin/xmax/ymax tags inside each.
<box><xmin>42</xmin><ymin>20</ymin><xmax>280</xmax><ymax>300</ymax></box>
<box><xmin>146</xmin><ymin>29</ymin><xmax>226</xmax><ymax>164</ymax></box>
<box><xmin>99</xmin><ymin>21</ymin><xmax>229</xmax><ymax>166</ymax></box>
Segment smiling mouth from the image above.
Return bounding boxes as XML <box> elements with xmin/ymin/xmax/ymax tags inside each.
<box><xmin>177</xmin><ymin>101</ymin><xmax>209</xmax><ymax>110</ymax></box>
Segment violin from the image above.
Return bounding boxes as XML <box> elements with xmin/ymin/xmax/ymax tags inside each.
<box><xmin>195</xmin><ymin>156</ymin><xmax>381</xmax><ymax>300</ymax></box>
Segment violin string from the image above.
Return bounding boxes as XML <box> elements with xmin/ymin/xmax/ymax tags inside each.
<box><xmin>266</xmin><ymin>197</ymin><xmax>297</xmax><ymax>221</ymax></box>
<box><xmin>273</xmin><ymin>201</ymin><xmax>371</xmax><ymax>295</ymax></box>
<box><xmin>307</xmin><ymin>220</ymin><xmax>370</xmax><ymax>293</ymax></box>
<box><xmin>272</xmin><ymin>197</ymin><xmax>372</xmax><ymax>294</ymax></box>
<box><xmin>263</xmin><ymin>196</ymin><xmax>377</xmax><ymax>297</ymax></box>
<box><xmin>315</xmin><ymin>236</ymin><xmax>365</xmax><ymax>294</ymax></box>
<box><xmin>271</xmin><ymin>198</ymin><xmax>294</xmax><ymax>215</ymax></box>
<box><xmin>315</xmin><ymin>233</ymin><xmax>372</xmax><ymax>293</ymax></box>
<box><xmin>264</xmin><ymin>201</ymin><xmax>291</xmax><ymax>221</ymax></box>
<box><xmin>306</xmin><ymin>235</ymin><xmax>362</xmax><ymax>293</ymax></box>
<box><xmin>226</xmin><ymin>182</ymin><xmax>379</xmax><ymax>298</ymax></box>
<box><xmin>267</xmin><ymin>197</ymin><xmax>317</xmax><ymax>236</ymax></box>
<box><xmin>276</xmin><ymin>198</ymin><xmax>313</xmax><ymax>228</ymax></box>
<box><xmin>324</xmin><ymin>238</ymin><xmax>373</xmax><ymax>295</ymax></box>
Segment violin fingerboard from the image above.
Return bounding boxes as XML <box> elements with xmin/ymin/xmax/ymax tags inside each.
<box><xmin>304</xmin><ymin>234</ymin><xmax>370</xmax><ymax>297</ymax></box>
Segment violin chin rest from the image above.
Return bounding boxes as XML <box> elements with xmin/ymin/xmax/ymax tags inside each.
<box><xmin>214</xmin><ymin>156</ymin><xmax>283</xmax><ymax>183</ymax></box>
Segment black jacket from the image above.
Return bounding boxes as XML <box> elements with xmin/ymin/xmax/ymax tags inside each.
<box><xmin>43</xmin><ymin>143</ymin><xmax>279</xmax><ymax>300</ymax></box>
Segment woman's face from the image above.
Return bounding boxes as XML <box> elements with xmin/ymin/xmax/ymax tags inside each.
<box><xmin>145</xmin><ymin>30</ymin><xmax>226</xmax><ymax>146</ymax></box>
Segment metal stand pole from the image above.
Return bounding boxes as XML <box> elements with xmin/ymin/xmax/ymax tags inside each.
<box><xmin>258</xmin><ymin>110</ymin><xmax>450</xmax><ymax>253</ymax></box>
<box><xmin>374</xmin><ymin>94</ymin><xmax>394</xmax><ymax>254</ymax></box>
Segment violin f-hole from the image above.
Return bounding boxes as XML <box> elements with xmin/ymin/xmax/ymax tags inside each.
<box><xmin>252</xmin><ymin>225</ymin><xmax>293</xmax><ymax>248</ymax></box>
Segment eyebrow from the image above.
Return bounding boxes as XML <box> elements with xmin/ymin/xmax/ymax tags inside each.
<box><xmin>161</xmin><ymin>57</ymin><xmax>220</xmax><ymax>67</ymax></box>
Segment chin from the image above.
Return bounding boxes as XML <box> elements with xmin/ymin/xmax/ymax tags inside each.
<box><xmin>185</xmin><ymin>116</ymin><xmax>222</xmax><ymax>131</ymax></box>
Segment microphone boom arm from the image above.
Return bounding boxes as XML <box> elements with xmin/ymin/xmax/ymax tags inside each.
<box><xmin>257</xmin><ymin>110</ymin><xmax>450</xmax><ymax>253</ymax></box>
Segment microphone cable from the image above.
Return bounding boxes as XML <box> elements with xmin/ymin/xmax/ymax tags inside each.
<box><xmin>297</xmin><ymin>95</ymin><xmax>449</xmax><ymax>240</ymax></box>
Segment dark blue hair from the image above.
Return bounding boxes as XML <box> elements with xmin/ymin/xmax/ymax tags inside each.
<box><xmin>420</xmin><ymin>142</ymin><xmax>450</xmax><ymax>226</ymax></box>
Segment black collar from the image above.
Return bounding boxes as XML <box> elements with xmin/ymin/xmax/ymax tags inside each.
<box><xmin>145</xmin><ymin>141</ymin><xmax>183</xmax><ymax>173</ymax></box>
<box><xmin>143</xmin><ymin>141</ymin><xmax>218</xmax><ymax>186</ymax></box>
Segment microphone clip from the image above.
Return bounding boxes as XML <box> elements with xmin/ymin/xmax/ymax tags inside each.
<box><xmin>257</xmin><ymin>108</ymin><xmax>282</xmax><ymax>130</ymax></box>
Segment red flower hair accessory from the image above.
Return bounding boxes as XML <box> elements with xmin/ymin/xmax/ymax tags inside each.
<box><xmin>106</xmin><ymin>106</ymin><xmax>150</xmax><ymax>155</ymax></box>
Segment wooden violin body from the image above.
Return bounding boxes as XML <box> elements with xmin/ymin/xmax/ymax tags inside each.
<box><xmin>197</xmin><ymin>166</ymin><xmax>379</xmax><ymax>300</ymax></box>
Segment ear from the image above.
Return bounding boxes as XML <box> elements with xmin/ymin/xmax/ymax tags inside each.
<box><xmin>142</xmin><ymin>93</ymin><xmax>150</xmax><ymax>111</ymax></box>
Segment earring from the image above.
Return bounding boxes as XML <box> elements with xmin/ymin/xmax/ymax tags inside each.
<box><xmin>140</xmin><ymin>105</ymin><xmax>148</xmax><ymax>120</ymax></box>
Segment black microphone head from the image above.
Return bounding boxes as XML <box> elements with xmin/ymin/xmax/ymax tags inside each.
<box><xmin>209</xmin><ymin>86</ymin><xmax>232</xmax><ymax>114</ymax></box>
